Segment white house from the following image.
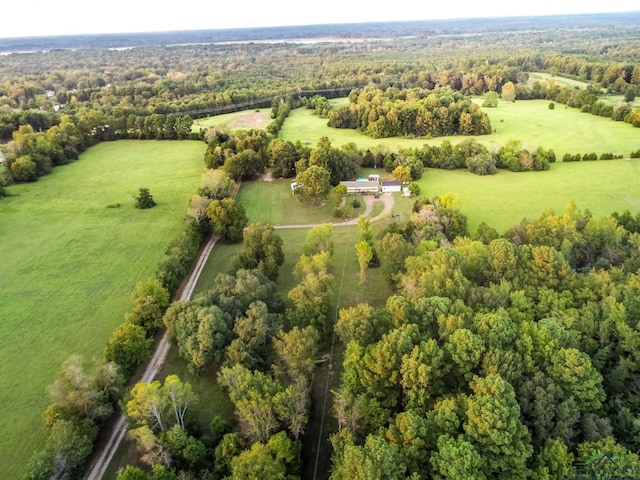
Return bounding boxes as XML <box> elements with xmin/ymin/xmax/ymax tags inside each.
<box><xmin>381</xmin><ymin>181</ymin><xmax>402</xmax><ymax>193</ymax></box>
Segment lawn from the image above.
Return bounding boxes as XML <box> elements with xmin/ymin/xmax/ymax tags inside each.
<box><xmin>0</xmin><ymin>140</ymin><xmax>206</xmax><ymax>479</ymax></box>
<box><xmin>279</xmin><ymin>98</ymin><xmax>640</xmax><ymax>159</ymax></box>
<box><xmin>235</xmin><ymin>178</ymin><xmax>343</xmax><ymax>226</ymax></box>
<box><xmin>421</xmin><ymin>159</ymin><xmax>640</xmax><ymax>234</ymax></box>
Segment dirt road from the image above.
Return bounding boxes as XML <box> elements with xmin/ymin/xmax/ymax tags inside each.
<box><xmin>84</xmin><ymin>193</ymin><xmax>396</xmax><ymax>479</ymax></box>
<box><xmin>84</xmin><ymin>235</ymin><xmax>219</xmax><ymax>480</ymax></box>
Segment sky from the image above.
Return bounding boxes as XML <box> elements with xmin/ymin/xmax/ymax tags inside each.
<box><xmin>1</xmin><ymin>0</ymin><xmax>638</xmax><ymax>39</ymax></box>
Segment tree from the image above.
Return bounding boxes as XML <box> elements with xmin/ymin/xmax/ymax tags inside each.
<box><xmin>332</xmin><ymin>434</ymin><xmax>407</xmax><ymax>480</ymax></box>
<box><xmin>624</xmin><ymin>88</ymin><xmax>637</xmax><ymax>103</ymax></box>
<box><xmin>356</xmin><ymin>240</ymin><xmax>373</xmax><ymax>285</ymax></box>
<box><xmin>464</xmin><ymin>375</ymin><xmax>533</xmax><ymax>477</ymax></box>
<box><xmin>501</xmin><ymin>81</ymin><xmax>516</xmax><ymax>102</ymax></box>
<box><xmin>226</xmin><ymin>301</ymin><xmax>281</xmax><ymax>369</ymax></box>
<box><xmin>379</xmin><ymin>232</ymin><xmax>413</xmax><ymax>282</ymax></box>
<box><xmin>125</xmin><ymin>277</ymin><xmax>170</xmax><ymax>333</ymax></box>
<box><xmin>228</xmin><ymin>431</ymin><xmax>298</xmax><ymax>480</ymax></box>
<box><xmin>206</xmin><ymin>198</ymin><xmax>248</xmax><ymax>243</ymax></box>
<box><xmin>135</xmin><ymin>187</ymin><xmax>156</xmax><ymax>209</ymax></box>
<box><xmin>105</xmin><ymin>323</ymin><xmax>153</xmax><ymax>376</ymax></box>
<box><xmin>116</xmin><ymin>466</ymin><xmax>149</xmax><ymax>480</ymax></box>
<box><xmin>334</xmin><ymin>184</ymin><xmax>347</xmax><ymax>206</ymax></box>
<box><xmin>223</xmin><ymin>149</ymin><xmax>263</xmax><ymax>181</ymax></box>
<box><xmin>295</xmin><ymin>164</ymin><xmax>331</xmax><ymax>206</ymax></box>
<box><xmin>218</xmin><ymin>365</ymin><xmax>283</xmax><ymax>443</ymax></box>
<box><xmin>335</xmin><ymin>304</ymin><xmax>390</xmax><ymax>346</ymax></box>
<box><xmin>154</xmin><ymin>377</ymin><xmax>195</xmax><ymax>436</ymax></box>
<box><xmin>163</xmin><ymin>301</ymin><xmax>232</xmax><ymax>372</ymax></box>
<box><xmin>482</xmin><ymin>91</ymin><xmax>499</xmax><ymax>108</ymax></box>
<box><xmin>127</xmin><ymin>425</ymin><xmax>171</xmax><ymax>467</ymax></box>
<box><xmin>466</xmin><ymin>153</ymin><xmax>497</xmax><ymax>176</ymax></box>
<box><xmin>10</xmin><ymin>155</ymin><xmax>37</xmax><ymax>181</ymax></box>
<box><xmin>46</xmin><ymin>419</ymin><xmax>97</xmax><ymax>480</ymax></box>
<box><xmin>126</xmin><ymin>380</ymin><xmax>169</xmax><ymax>432</ymax></box>
<box><xmin>48</xmin><ymin>355</ymin><xmax>122</xmax><ymax>422</ymax></box>
<box><xmin>272</xmin><ymin>325</ymin><xmax>319</xmax><ymax>384</ymax></box>
<box><xmin>303</xmin><ymin>223</ymin><xmax>334</xmax><ymax>256</ymax></box>
<box><xmin>392</xmin><ymin>165</ymin><xmax>411</xmax><ymax>184</ymax></box>
<box><xmin>430</xmin><ymin>434</ymin><xmax>487</xmax><ymax>480</ymax></box>
<box><xmin>407</xmin><ymin>182</ymin><xmax>421</xmax><ymax>196</ymax></box>
<box><xmin>287</xmin><ymin>252</ymin><xmax>334</xmax><ymax>332</ymax></box>
<box><xmin>199</xmin><ymin>169</ymin><xmax>236</xmax><ymax>199</ymax></box>
<box><xmin>231</xmin><ymin>223</ymin><xmax>285</xmax><ymax>281</ymax></box>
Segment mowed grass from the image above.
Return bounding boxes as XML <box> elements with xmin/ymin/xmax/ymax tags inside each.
<box><xmin>421</xmin><ymin>159</ymin><xmax>640</xmax><ymax>234</ymax></box>
<box><xmin>279</xmin><ymin>98</ymin><xmax>640</xmax><ymax>159</ymax></box>
<box><xmin>235</xmin><ymin>179</ymin><xmax>342</xmax><ymax>226</ymax></box>
<box><xmin>0</xmin><ymin>140</ymin><xmax>205</xmax><ymax>479</ymax></box>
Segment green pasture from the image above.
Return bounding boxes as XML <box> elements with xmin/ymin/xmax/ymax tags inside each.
<box><xmin>422</xmin><ymin>159</ymin><xmax>640</xmax><ymax>234</ymax></box>
<box><xmin>280</xmin><ymin>98</ymin><xmax>639</xmax><ymax>158</ymax></box>
<box><xmin>0</xmin><ymin>140</ymin><xmax>205</xmax><ymax>479</ymax></box>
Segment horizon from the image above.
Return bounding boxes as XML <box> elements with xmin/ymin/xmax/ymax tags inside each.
<box><xmin>1</xmin><ymin>1</ymin><xmax>639</xmax><ymax>40</ymax></box>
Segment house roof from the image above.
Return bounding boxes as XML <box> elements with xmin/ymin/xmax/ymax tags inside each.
<box><xmin>340</xmin><ymin>181</ymin><xmax>379</xmax><ymax>189</ymax></box>
<box><xmin>382</xmin><ymin>181</ymin><xmax>402</xmax><ymax>186</ymax></box>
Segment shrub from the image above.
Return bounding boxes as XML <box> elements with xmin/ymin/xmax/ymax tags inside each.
<box><xmin>548</xmin><ymin>102</ymin><xmax>555</xmax><ymax>109</ymax></box>
<box><xmin>630</xmin><ymin>149</ymin><xmax>640</xmax><ymax>159</ymax></box>
<box><xmin>600</xmin><ymin>153</ymin><xmax>615</xmax><ymax>160</ymax></box>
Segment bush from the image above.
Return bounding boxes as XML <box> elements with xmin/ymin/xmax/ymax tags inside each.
<box><xmin>352</xmin><ymin>198</ymin><xmax>362</xmax><ymax>208</ymax></box>
<box><xmin>583</xmin><ymin>153</ymin><xmax>598</xmax><ymax>161</ymax></box>
<box><xmin>600</xmin><ymin>153</ymin><xmax>615</xmax><ymax>160</ymax></box>
<box><xmin>334</xmin><ymin>206</ymin><xmax>350</xmax><ymax>219</ymax></box>
<box><xmin>630</xmin><ymin>149</ymin><xmax>640</xmax><ymax>159</ymax></box>
<box><xmin>548</xmin><ymin>102</ymin><xmax>555</xmax><ymax>109</ymax></box>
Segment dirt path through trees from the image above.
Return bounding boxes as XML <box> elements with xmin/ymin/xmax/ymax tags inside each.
<box><xmin>84</xmin><ymin>235</ymin><xmax>219</xmax><ymax>480</ymax></box>
<box><xmin>85</xmin><ymin>193</ymin><xmax>395</xmax><ymax>479</ymax></box>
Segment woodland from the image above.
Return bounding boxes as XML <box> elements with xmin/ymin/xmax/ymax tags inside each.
<box><xmin>2</xmin><ymin>11</ymin><xmax>640</xmax><ymax>480</ymax></box>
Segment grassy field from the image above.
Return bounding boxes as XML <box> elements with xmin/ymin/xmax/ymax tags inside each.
<box><xmin>192</xmin><ymin>109</ymin><xmax>271</xmax><ymax>132</ymax></box>
<box><xmin>0</xmin><ymin>140</ymin><xmax>205</xmax><ymax>479</ymax></box>
<box><xmin>422</xmin><ymin>159</ymin><xmax>640</xmax><ymax>234</ymax></box>
<box><xmin>279</xmin><ymin>98</ymin><xmax>640</xmax><ymax>159</ymax></box>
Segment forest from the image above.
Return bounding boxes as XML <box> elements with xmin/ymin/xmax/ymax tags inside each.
<box><xmin>2</xmin><ymin>11</ymin><xmax>640</xmax><ymax>480</ymax></box>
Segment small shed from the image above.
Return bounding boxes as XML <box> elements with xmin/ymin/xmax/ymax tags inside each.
<box><xmin>368</xmin><ymin>174</ymin><xmax>381</xmax><ymax>182</ymax></box>
<box><xmin>381</xmin><ymin>181</ymin><xmax>402</xmax><ymax>193</ymax></box>
<box><xmin>339</xmin><ymin>180</ymin><xmax>380</xmax><ymax>194</ymax></box>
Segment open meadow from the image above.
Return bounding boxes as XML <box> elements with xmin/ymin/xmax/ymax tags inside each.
<box><xmin>422</xmin><ymin>159</ymin><xmax>640</xmax><ymax>234</ymax></box>
<box><xmin>279</xmin><ymin>97</ymin><xmax>640</xmax><ymax>159</ymax></box>
<box><xmin>0</xmin><ymin>140</ymin><xmax>205</xmax><ymax>479</ymax></box>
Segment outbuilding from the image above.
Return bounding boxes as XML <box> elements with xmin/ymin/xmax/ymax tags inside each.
<box><xmin>339</xmin><ymin>180</ymin><xmax>380</xmax><ymax>194</ymax></box>
<box><xmin>381</xmin><ymin>181</ymin><xmax>402</xmax><ymax>193</ymax></box>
